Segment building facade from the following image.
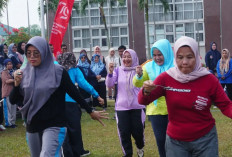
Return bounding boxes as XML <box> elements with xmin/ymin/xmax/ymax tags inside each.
<box><xmin>57</xmin><ymin>0</ymin><xmax>232</xmax><ymax>63</ymax></box>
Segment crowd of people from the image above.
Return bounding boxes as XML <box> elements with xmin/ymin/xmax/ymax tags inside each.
<box><xmin>0</xmin><ymin>35</ymin><xmax>232</xmax><ymax>157</ymax></box>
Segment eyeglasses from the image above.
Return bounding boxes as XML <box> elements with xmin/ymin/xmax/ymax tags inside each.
<box><xmin>26</xmin><ymin>50</ymin><xmax>41</xmax><ymax>58</ymax></box>
<box><xmin>12</xmin><ymin>46</ymin><xmax>17</xmax><ymax>49</ymax></box>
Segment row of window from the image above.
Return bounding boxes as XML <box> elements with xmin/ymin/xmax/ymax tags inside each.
<box><xmin>148</xmin><ymin>2</ymin><xmax>203</xmax><ymax>21</ymax></box>
<box><xmin>73</xmin><ymin>27</ymin><xmax>128</xmax><ymax>49</ymax></box>
<box><xmin>148</xmin><ymin>22</ymin><xmax>204</xmax><ymax>44</ymax></box>
<box><xmin>72</xmin><ymin>0</ymin><xmax>204</xmax><ymax>50</ymax></box>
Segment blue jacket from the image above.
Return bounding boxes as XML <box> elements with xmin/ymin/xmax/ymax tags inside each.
<box><xmin>66</xmin><ymin>67</ymin><xmax>99</xmax><ymax>102</ymax></box>
<box><xmin>216</xmin><ymin>59</ymin><xmax>232</xmax><ymax>84</ymax></box>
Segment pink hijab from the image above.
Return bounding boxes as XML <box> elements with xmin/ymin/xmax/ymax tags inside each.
<box><xmin>166</xmin><ymin>36</ymin><xmax>210</xmax><ymax>83</ymax></box>
<box><xmin>93</xmin><ymin>46</ymin><xmax>104</xmax><ymax>62</ymax></box>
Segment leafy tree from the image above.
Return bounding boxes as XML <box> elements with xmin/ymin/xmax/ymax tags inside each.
<box><xmin>138</xmin><ymin>0</ymin><xmax>169</xmax><ymax>59</ymax></box>
<box><xmin>0</xmin><ymin>0</ymin><xmax>8</xmax><ymax>17</ymax></box>
<box><xmin>7</xmin><ymin>28</ymin><xmax>30</xmax><ymax>44</ymax></box>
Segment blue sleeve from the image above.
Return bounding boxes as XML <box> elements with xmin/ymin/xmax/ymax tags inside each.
<box><xmin>216</xmin><ymin>60</ymin><xmax>222</xmax><ymax>78</ymax></box>
<box><xmin>223</xmin><ymin>59</ymin><xmax>232</xmax><ymax>78</ymax></box>
<box><xmin>75</xmin><ymin>68</ymin><xmax>99</xmax><ymax>98</ymax></box>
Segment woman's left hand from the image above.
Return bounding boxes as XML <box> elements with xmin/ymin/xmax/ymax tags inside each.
<box><xmin>143</xmin><ymin>80</ymin><xmax>156</xmax><ymax>95</ymax></box>
<box><xmin>97</xmin><ymin>96</ymin><xmax>104</xmax><ymax>105</ymax></box>
<box><xmin>90</xmin><ymin>111</ymin><xmax>109</xmax><ymax>126</ymax></box>
<box><xmin>96</xmin><ymin>75</ymin><xmax>101</xmax><ymax>80</ymax></box>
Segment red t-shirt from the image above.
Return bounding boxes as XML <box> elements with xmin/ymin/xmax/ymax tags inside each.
<box><xmin>138</xmin><ymin>72</ymin><xmax>232</xmax><ymax>141</ymax></box>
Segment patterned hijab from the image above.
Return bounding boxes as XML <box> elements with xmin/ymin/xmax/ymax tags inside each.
<box><xmin>90</xmin><ymin>54</ymin><xmax>105</xmax><ymax>75</ymax></box>
<box><xmin>20</xmin><ymin>36</ymin><xmax>63</xmax><ymax>124</ymax></box>
<box><xmin>77</xmin><ymin>53</ymin><xmax>90</xmax><ymax>76</ymax></box>
<box><xmin>57</xmin><ymin>52</ymin><xmax>77</xmax><ymax>71</ymax></box>
<box><xmin>167</xmin><ymin>36</ymin><xmax>210</xmax><ymax>83</ymax></box>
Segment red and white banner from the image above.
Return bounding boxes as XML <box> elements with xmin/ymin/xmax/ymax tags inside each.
<box><xmin>49</xmin><ymin>0</ymin><xmax>74</xmax><ymax>59</ymax></box>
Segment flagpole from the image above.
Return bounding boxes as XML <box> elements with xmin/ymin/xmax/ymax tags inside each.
<box><xmin>40</xmin><ymin>0</ymin><xmax>45</xmax><ymax>38</ymax></box>
<box><xmin>46</xmin><ymin>0</ymin><xmax>49</xmax><ymax>39</ymax></box>
<box><xmin>27</xmin><ymin>0</ymin><xmax>31</xmax><ymax>36</ymax></box>
<box><xmin>6</xmin><ymin>4</ymin><xmax>9</xmax><ymax>38</ymax></box>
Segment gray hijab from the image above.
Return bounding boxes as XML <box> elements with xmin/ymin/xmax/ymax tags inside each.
<box><xmin>20</xmin><ymin>36</ymin><xmax>63</xmax><ymax>124</ymax></box>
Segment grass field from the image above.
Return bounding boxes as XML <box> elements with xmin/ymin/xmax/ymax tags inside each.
<box><xmin>0</xmin><ymin>100</ymin><xmax>232</xmax><ymax>157</ymax></box>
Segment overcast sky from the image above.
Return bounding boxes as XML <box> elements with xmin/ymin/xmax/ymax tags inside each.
<box><xmin>0</xmin><ymin>0</ymin><xmax>40</xmax><ymax>28</ymax></box>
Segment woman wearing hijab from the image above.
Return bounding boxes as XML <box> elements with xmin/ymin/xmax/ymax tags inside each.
<box><xmin>205</xmin><ymin>42</ymin><xmax>221</xmax><ymax>75</ymax></box>
<box><xmin>78</xmin><ymin>49</ymin><xmax>91</xmax><ymax>64</ymax></box>
<box><xmin>90</xmin><ymin>54</ymin><xmax>107</xmax><ymax>109</ymax></box>
<box><xmin>9</xmin><ymin>36</ymin><xmax>108</xmax><ymax>157</ymax></box>
<box><xmin>93</xmin><ymin>46</ymin><xmax>106</xmax><ymax>65</ymax></box>
<box><xmin>77</xmin><ymin>53</ymin><xmax>96</xmax><ymax>106</ymax></box>
<box><xmin>1</xmin><ymin>59</ymin><xmax>16</xmax><ymax>128</ymax></box>
<box><xmin>106</xmin><ymin>49</ymin><xmax>145</xmax><ymax>157</ymax></box>
<box><xmin>57</xmin><ymin>52</ymin><xmax>105</xmax><ymax>157</ymax></box>
<box><xmin>216</xmin><ymin>48</ymin><xmax>232</xmax><ymax>100</ymax></box>
<box><xmin>133</xmin><ymin>39</ymin><xmax>174</xmax><ymax>157</ymax></box>
<box><xmin>8</xmin><ymin>43</ymin><xmax>22</xmax><ymax>69</ymax></box>
<box><xmin>0</xmin><ymin>44</ymin><xmax>8</xmax><ymax>131</ymax></box>
<box><xmin>16</xmin><ymin>41</ymin><xmax>26</xmax><ymax>63</ymax></box>
<box><xmin>138</xmin><ymin>36</ymin><xmax>232</xmax><ymax>157</ymax></box>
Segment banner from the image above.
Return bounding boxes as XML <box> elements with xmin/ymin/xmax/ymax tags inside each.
<box><xmin>49</xmin><ymin>0</ymin><xmax>74</xmax><ymax>59</ymax></box>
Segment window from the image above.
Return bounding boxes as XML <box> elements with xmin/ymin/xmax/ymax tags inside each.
<box><xmin>92</xmin><ymin>39</ymin><xmax>100</xmax><ymax>47</ymax></box>
<box><xmin>155</xmin><ymin>24</ymin><xmax>164</xmax><ymax>34</ymax></box>
<box><xmin>166</xmin><ymin>25</ymin><xmax>173</xmax><ymax>32</ymax></box>
<box><xmin>120</xmin><ymin>28</ymin><xmax>127</xmax><ymax>35</ymax></box>
<box><xmin>92</xmin><ymin>29</ymin><xmax>99</xmax><ymax>36</ymax></box>
<box><xmin>176</xmin><ymin>24</ymin><xmax>184</xmax><ymax>32</ymax></box>
<box><xmin>74</xmin><ymin>30</ymin><xmax>81</xmax><ymax>38</ymax></box>
<box><xmin>74</xmin><ymin>40</ymin><xmax>81</xmax><ymax>48</ymax></box>
<box><xmin>147</xmin><ymin>0</ymin><xmax>204</xmax><ymax>45</ymax></box>
<box><xmin>166</xmin><ymin>35</ymin><xmax>174</xmax><ymax>43</ymax></box>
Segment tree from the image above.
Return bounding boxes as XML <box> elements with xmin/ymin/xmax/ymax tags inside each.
<box><xmin>20</xmin><ymin>24</ymin><xmax>41</xmax><ymax>37</ymax></box>
<box><xmin>80</xmin><ymin>0</ymin><xmax>125</xmax><ymax>50</ymax></box>
<box><xmin>138</xmin><ymin>0</ymin><xmax>169</xmax><ymax>59</ymax></box>
<box><xmin>0</xmin><ymin>0</ymin><xmax>8</xmax><ymax>17</ymax></box>
<box><xmin>6</xmin><ymin>28</ymin><xmax>30</xmax><ymax>44</ymax></box>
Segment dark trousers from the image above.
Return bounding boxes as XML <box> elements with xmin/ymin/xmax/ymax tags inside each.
<box><xmin>0</xmin><ymin>102</ymin><xmax>3</xmax><ymax>125</ymax></box>
<box><xmin>221</xmin><ymin>83</ymin><xmax>232</xmax><ymax>100</ymax></box>
<box><xmin>63</xmin><ymin>102</ymin><xmax>84</xmax><ymax>157</ymax></box>
<box><xmin>0</xmin><ymin>79</ymin><xmax>3</xmax><ymax>125</ymax></box>
<box><xmin>93</xmin><ymin>82</ymin><xmax>107</xmax><ymax>108</ymax></box>
<box><xmin>116</xmin><ymin>109</ymin><xmax>145</xmax><ymax>157</ymax></box>
<box><xmin>148</xmin><ymin>115</ymin><xmax>168</xmax><ymax>157</ymax></box>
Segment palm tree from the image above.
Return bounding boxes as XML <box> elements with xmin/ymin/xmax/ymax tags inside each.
<box><xmin>80</xmin><ymin>0</ymin><xmax>125</xmax><ymax>50</ymax></box>
<box><xmin>138</xmin><ymin>0</ymin><xmax>169</xmax><ymax>59</ymax></box>
<box><xmin>0</xmin><ymin>0</ymin><xmax>8</xmax><ymax>17</ymax></box>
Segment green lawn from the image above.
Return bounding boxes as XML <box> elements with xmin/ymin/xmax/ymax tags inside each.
<box><xmin>0</xmin><ymin>100</ymin><xmax>232</xmax><ymax>157</ymax></box>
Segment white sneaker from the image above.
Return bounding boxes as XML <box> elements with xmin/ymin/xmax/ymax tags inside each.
<box><xmin>137</xmin><ymin>148</ymin><xmax>144</xmax><ymax>157</ymax></box>
<box><xmin>0</xmin><ymin>125</ymin><xmax>6</xmax><ymax>130</ymax></box>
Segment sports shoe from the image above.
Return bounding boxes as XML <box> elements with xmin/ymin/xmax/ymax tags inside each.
<box><xmin>81</xmin><ymin>150</ymin><xmax>90</xmax><ymax>156</ymax></box>
<box><xmin>137</xmin><ymin>148</ymin><xmax>144</xmax><ymax>157</ymax></box>
<box><xmin>0</xmin><ymin>125</ymin><xmax>6</xmax><ymax>130</ymax></box>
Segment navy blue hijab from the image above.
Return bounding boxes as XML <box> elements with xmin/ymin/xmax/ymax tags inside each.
<box><xmin>205</xmin><ymin>42</ymin><xmax>221</xmax><ymax>71</ymax></box>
